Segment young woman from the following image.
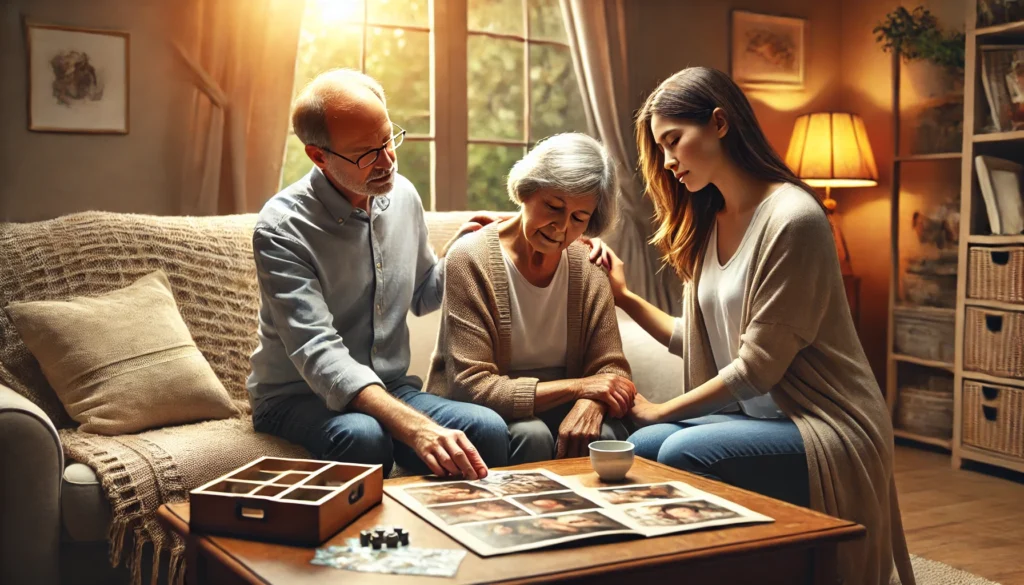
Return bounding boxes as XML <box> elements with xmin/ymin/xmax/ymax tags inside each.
<box><xmin>601</xmin><ymin>67</ymin><xmax>914</xmax><ymax>585</ymax></box>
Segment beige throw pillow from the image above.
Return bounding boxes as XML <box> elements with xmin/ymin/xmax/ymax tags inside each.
<box><xmin>6</xmin><ymin>270</ymin><xmax>239</xmax><ymax>434</ymax></box>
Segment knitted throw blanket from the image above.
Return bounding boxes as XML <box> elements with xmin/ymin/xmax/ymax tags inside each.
<box><xmin>0</xmin><ymin>212</ymin><xmax>308</xmax><ymax>585</ymax></box>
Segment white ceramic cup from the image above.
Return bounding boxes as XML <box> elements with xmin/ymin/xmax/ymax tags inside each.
<box><xmin>589</xmin><ymin>440</ymin><xmax>635</xmax><ymax>481</ymax></box>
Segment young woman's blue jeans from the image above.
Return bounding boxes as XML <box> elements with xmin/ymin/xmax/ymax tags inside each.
<box><xmin>628</xmin><ymin>413</ymin><xmax>810</xmax><ymax>507</ymax></box>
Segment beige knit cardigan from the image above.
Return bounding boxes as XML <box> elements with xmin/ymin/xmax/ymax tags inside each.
<box><xmin>425</xmin><ymin>225</ymin><xmax>631</xmax><ymax>420</ymax></box>
<box><xmin>675</xmin><ymin>187</ymin><xmax>914</xmax><ymax>585</ymax></box>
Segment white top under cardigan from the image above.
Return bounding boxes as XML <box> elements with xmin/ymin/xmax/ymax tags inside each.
<box><xmin>695</xmin><ymin>184</ymin><xmax>792</xmax><ymax>419</ymax></box>
<box><xmin>502</xmin><ymin>249</ymin><xmax>569</xmax><ymax>371</ymax></box>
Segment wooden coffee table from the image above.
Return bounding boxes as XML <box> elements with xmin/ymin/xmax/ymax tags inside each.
<box><xmin>158</xmin><ymin>457</ymin><xmax>863</xmax><ymax>584</ymax></box>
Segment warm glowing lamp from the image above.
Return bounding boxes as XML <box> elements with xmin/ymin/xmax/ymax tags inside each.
<box><xmin>785</xmin><ymin>112</ymin><xmax>878</xmax><ymax>277</ymax></box>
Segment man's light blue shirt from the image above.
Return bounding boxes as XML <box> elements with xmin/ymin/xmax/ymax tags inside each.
<box><xmin>247</xmin><ymin>167</ymin><xmax>444</xmax><ymax>413</ymax></box>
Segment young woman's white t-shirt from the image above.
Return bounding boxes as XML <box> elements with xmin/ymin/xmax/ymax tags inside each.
<box><xmin>697</xmin><ymin>184</ymin><xmax>795</xmax><ymax>419</ymax></box>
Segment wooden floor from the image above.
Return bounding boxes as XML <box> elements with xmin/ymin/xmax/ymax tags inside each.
<box><xmin>894</xmin><ymin>444</ymin><xmax>1024</xmax><ymax>585</ymax></box>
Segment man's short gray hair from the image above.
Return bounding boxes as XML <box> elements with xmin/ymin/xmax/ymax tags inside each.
<box><xmin>291</xmin><ymin>69</ymin><xmax>386</xmax><ymax>148</ymax></box>
<box><xmin>507</xmin><ymin>133</ymin><xmax>618</xmax><ymax>237</ymax></box>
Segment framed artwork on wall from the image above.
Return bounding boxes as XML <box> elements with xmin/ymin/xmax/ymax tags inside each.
<box><xmin>25</xmin><ymin>23</ymin><xmax>129</xmax><ymax>134</ymax></box>
<box><xmin>730</xmin><ymin>11</ymin><xmax>806</xmax><ymax>90</ymax></box>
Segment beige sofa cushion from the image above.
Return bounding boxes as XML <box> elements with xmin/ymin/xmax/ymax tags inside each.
<box><xmin>6</xmin><ymin>270</ymin><xmax>238</xmax><ymax>435</ymax></box>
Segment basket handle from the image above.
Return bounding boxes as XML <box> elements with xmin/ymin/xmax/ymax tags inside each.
<box><xmin>982</xmin><ymin>386</ymin><xmax>1000</xmax><ymax>401</ymax></box>
<box><xmin>990</xmin><ymin>251</ymin><xmax>1010</xmax><ymax>265</ymax></box>
<box><xmin>982</xmin><ymin>405</ymin><xmax>998</xmax><ymax>422</ymax></box>
<box><xmin>985</xmin><ymin>314</ymin><xmax>1004</xmax><ymax>333</ymax></box>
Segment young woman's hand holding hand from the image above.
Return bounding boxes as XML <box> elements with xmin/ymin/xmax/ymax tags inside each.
<box><xmin>573</xmin><ymin>373</ymin><xmax>636</xmax><ymax>418</ymax></box>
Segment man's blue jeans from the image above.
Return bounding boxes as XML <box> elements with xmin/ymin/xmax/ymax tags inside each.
<box><xmin>253</xmin><ymin>385</ymin><xmax>510</xmax><ymax>477</ymax></box>
<box><xmin>628</xmin><ymin>414</ymin><xmax>810</xmax><ymax>507</ymax></box>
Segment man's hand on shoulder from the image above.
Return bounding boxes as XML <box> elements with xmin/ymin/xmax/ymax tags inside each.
<box><xmin>440</xmin><ymin>212</ymin><xmax>515</xmax><ymax>258</ymax></box>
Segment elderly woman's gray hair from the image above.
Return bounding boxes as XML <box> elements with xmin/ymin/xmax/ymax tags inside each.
<box><xmin>291</xmin><ymin>69</ymin><xmax>386</xmax><ymax>149</ymax></box>
<box><xmin>507</xmin><ymin>133</ymin><xmax>618</xmax><ymax>237</ymax></box>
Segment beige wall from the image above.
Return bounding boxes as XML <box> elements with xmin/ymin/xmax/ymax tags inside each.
<box><xmin>0</xmin><ymin>0</ymin><xmax>194</xmax><ymax>221</ymax></box>
<box><xmin>625</xmin><ymin>0</ymin><xmax>843</xmax><ymax>157</ymax></box>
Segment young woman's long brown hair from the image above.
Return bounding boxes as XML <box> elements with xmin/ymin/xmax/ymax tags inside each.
<box><xmin>635</xmin><ymin>67</ymin><xmax>819</xmax><ymax>281</ymax></box>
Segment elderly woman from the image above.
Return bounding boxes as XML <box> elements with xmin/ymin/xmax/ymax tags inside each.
<box><xmin>426</xmin><ymin>133</ymin><xmax>636</xmax><ymax>463</ymax></box>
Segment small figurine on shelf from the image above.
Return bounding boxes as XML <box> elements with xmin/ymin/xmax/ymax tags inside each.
<box><xmin>911</xmin><ymin>203</ymin><xmax>960</xmax><ymax>249</ymax></box>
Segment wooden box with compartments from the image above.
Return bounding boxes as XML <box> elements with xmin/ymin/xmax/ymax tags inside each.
<box><xmin>189</xmin><ymin>456</ymin><xmax>383</xmax><ymax>546</ymax></box>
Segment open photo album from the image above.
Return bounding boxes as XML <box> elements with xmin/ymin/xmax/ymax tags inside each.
<box><xmin>385</xmin><ymin>470</ymin><xmax>774</xmax><ymax>556</ymax></box>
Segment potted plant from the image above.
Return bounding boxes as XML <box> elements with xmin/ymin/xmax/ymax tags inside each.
<box><xmin>875</xmin><ymin>6</ymin><xmax>966</xmax><ymax>153</ymax></box>
<box><xmin>874</xmin><ymin>6</ymin><xmax>965</xmax><ymax>69</ymax></box>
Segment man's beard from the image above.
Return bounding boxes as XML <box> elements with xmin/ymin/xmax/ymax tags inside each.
<box><xmin>327</xmin><ymin>160</ymin><xmax>397</xmax><ymax>198</ymax></box>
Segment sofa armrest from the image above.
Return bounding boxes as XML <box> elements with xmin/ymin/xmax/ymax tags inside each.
<box><xmin>0</xmin><ymin>383</ymin><xmax>63</xmax><ymax>585</ymax></box>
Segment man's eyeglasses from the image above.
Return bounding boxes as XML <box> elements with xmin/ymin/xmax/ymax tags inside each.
<box><xmin>319</xmin><ymin>125</ymin><xmax>406</xmax><ymax>169</ymax></box>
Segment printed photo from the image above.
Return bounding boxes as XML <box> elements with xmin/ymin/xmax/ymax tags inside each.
<box><xmin>429</xmin><ymin>499</ymin><xmax>530</xmax><ymax>525</ymax></box>
<box><xmin>512</xmin><ymin>491</ymin><xmax>603</xmax><ymax>515</ymax></box>
<box><xmin>471</xmin><ymin>471</ymin><xmax>569</xmax><ymax>496</ymax></box>
<box><xmin>461</xmin><ymin>511</ymin><xmax>630</xmax><ymax>550</ymax></box>
<box><xmin>403</xmin><ymin>482</ymin><xmax>497</xmax><ymax>506</ymax></box>
<box><xmin>593</xmin><ymin>483</ymin><xmax>694</xmax><ymax>505</ymax></box>
<box><xmin>622</xmin><ymin>499</ymin><xmax>741</xmax><ymax>527</ymax></box>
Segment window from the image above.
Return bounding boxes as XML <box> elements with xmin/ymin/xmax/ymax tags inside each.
<box><xmin>282</xmin><ymin>0</ymin><xmax>433</xmax><ymax>207</ymax></box>
<box><xmin>280</xmin><ymin>0</ymin><xmax>587</xmax><ymax>211</ymax></box>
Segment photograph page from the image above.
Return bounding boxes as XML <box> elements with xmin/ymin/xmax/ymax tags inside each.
<box><xmin>385</xmin><ymin>470</ymin><xmax>773</xmax><ymax>556</ymax></box>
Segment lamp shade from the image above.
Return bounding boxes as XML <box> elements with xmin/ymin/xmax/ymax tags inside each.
<box><xmin>785</xmin><ymin>112</ymin><xmax>878</xmax><ymax>188</ymax></box>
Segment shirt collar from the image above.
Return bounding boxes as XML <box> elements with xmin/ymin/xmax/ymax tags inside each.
<box><xmin>309</xmin><ymin>166</ymin><xmax>391</xmax><ymax>224</ymax></box>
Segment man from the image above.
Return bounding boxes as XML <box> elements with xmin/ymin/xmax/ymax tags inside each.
<box><xmin>247</xmin><ymin>69</ymin><xmax>508</xmax><ymax>479</ymax></box>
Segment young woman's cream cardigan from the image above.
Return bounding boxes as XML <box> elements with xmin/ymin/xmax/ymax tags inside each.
<box><xmin>671</xmin><ymin>186</ymin><xmax>914</xmax><ymax>585</ymax></box>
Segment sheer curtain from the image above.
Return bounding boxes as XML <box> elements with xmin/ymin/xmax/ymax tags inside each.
<box><xmin>560</xmin><ymin>0</ymin><xmax>680</xmax><ymax>314</ymax></box>
<box><xmin>174</xmin><ymin>0</ymin><xmax>305</xmax><ymax>215</ymax></box>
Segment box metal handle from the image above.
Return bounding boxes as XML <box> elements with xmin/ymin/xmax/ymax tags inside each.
<box><xmin>348</xmin><ymin>481</ymin><xmax>364</xmax><ymax>505</ymax></box>
<box><xmin>985</xmin><ymin>314</ymin><xmax>1004</xmax><ymax>333</ymax></box>
<box><xmin>982</xmin><ymin>405</ymin><xmax>998</xmax><ymax>422</ymax></box>
<box><xmin>236</xmin><ymin>501</ymin><xmax>267</xmax><ymax>521</ymax></box>
<box><xmin>990</xmin><ymin>251</ymin><xmax>1010</xmax><ymax>266</ymax></box>
<box><xmin>982</xmin><ymin>386</ymin><xmax>1000</xmax><ymax>401</ymax></box>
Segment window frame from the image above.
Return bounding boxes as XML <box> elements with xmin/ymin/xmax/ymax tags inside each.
<box><xmin>286</xmin><ymin>0</ymin><xmax>582</xmax><ymax>211</ymax></box>
<box><xmin>436</xmin><ymin>0</ymin><xmax>577</xmax><ymax>211</ymax></box>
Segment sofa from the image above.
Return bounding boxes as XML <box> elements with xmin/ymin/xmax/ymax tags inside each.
<box><xmin>0</xmin><ymin>211</ymin><xmax>682</xmax><ymax>585</ymax></box>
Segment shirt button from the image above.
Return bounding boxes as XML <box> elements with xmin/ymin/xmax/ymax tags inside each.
<box><xmin>372</xmin><ymin>347</ymin><xmax>378</xmax><ymax>355</ymax></box>
<box><xmin>376</xmin><ymin>304</ymin><xmax>382</xmax><ymax>314</ymax></box>
<box><xmin>337</xmin><ymin>218</ymin><xmax>344</xmax><ymax>225</ymax></box>
<box><xmin>376</xmin><ymin>262</ymin><xmax>382</xmax><ymax>270</ymax></box>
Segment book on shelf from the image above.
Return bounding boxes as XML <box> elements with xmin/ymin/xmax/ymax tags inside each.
<box><xmin>975</xmin><ymin>155</ymin><xmax>1024</xmax><ymax>235</ymax></box>
<box><xmin>980</xmin><ymin>45</ymin><xmax>1024</xmax><ymax>133</ymax></box>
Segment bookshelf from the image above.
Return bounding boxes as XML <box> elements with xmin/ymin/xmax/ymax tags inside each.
<box><xmin>885</xmin><ymin>45</ymin><xmax>963</xmax><ymax>452</ymax></box>
<box><xmin>951</xmin><ymin>3</ymin><xmax>1024</xmax><ymax>474</ymax></box>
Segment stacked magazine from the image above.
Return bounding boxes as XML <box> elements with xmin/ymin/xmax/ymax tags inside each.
<box><xmin>385</xmin><ymin>470</ymin><xmax>773</xmax><ymax>556</ymax></box>
<box><xmin>980</xmin><ymin>45</ymin><xmax>1024</xmax><ymax>132</ymax></box>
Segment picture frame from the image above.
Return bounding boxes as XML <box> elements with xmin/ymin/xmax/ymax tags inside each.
<box><xmin>975</xmin><ymin>155</ymin><xmax>1024</xmax><ymax>235</ymax></box>
<box><xmin>730</xmin><ymin>11</ymin><xmax>806</xmax><ymax>90</ymax></box>
<box><xmin>25</xmin><ymin>23</ymin><xmax>130</xmax><ymax>134</ymax></box>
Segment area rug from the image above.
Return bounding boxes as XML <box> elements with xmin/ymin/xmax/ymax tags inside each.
<box><xmin>912</xmin><ymin>555</ymin><xmax>1002</xmax><ymax>585</ymax></box>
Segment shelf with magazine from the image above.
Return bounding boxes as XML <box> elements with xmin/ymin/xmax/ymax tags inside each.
<box><xmin>951</xmin><ymin>2</ymin><xmax>1024</xmax><ymax>474</ymax></box>
<box><xmin>876</xmin><ymin>5</ymin><xmax>967</xmax><ymax>449</ymax></box>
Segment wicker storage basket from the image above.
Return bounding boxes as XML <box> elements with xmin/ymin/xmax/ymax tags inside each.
<box><xmin>964</xmin><ymin>307</ymin><xmax>1024</xmax><ymax>378</ymax></box>
<box><xmin>962</xmin><ymin>380</ymin><xmax>1024</xmax><ymax>459</ymax></box>
<box><xmin>893</xmin><ymin>306</ymin><xmax>955</xmax><ymax>363</ymax></box>
<box><xmin>895</xmin><ymin>387</ymin><xmax>953</xmax><ymax>439</ymax></box>
<box><xmin>968</xmin><ymin>246</ymin><xmax>1024</xmax><ymax>303</ymax></box>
